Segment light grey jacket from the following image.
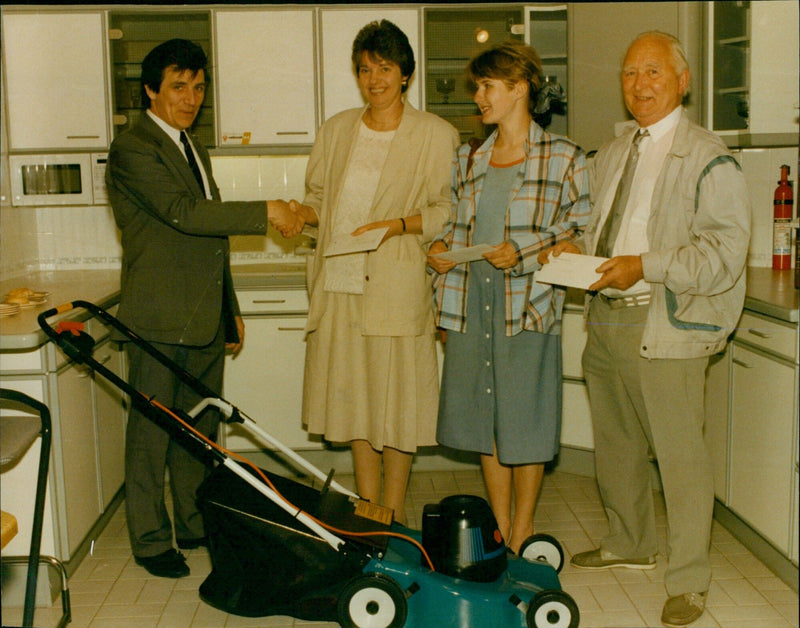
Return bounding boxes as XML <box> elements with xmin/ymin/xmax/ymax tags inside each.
<box><xmin>303</xmin><ymin>103</ymin><xmax>459</xmax><ymax>336</ymax></box>
<box><xmin>577</xmin><ymin>110</ymin><xmax>751</xmax><ymax>359</ymax></box>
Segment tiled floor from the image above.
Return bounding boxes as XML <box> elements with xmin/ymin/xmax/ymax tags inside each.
<box><xmin>4</xmin><ymin>469</ymin><xmax>797</xmax><ymax>628</ymax></box>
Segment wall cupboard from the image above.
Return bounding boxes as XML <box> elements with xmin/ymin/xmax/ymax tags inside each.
<box><xmin>1</xmin><ymin>11</ymin><xmax>109</xmax><ymax>151</ymax></box>
<box><xmin>318</xmin><ymin>7</ymin><xmax>421</xmax><ymax>122</ymax></box>
<box><xmin>706</xmin><ymin>0</ymin><xmax>799</xmax><ymax>146</ymax></box>
<box><xmin>215</xmin><ymin>9</ymin><xmax>317</xmax><ymax>147</ymax></box>
<box><xmin>2</xmin><ymin>4</ymin><xmax>796</xmax><ymax>153</ymax></box>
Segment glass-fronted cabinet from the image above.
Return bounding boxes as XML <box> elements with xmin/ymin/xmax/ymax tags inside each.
<box><xmin>423</xmin><ymin>6</ymin><xmax>525</xmax><ymax>142</ymax></box>
<box><xmin>708</xmin><ymin>1</ymin><xmax>750</xmax><ymax>132</ymax></box>
<box><xmin>525</xmin><ymin>5</ymin><xmax>568</xmax><ymax>137</ymax></box>
<box><xmin>108</xmin><ymin>11</ymin><xmax>214</xmax><ymax>147</ymax></box>
<box><xmin>705</xmin><ymin>0</ymin><xmax>799</xmax><ymax>145</ymax></box>
<box><xmin>423</xmin><ymin>5</ymin><xmax>568</xmax><ymax>143</ymax></box>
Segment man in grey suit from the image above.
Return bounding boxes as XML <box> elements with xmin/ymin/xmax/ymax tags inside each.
<box><xmin>106</xmin><ymin>38</ymin><xmax>298</xmax><ymax>578</ymax></box>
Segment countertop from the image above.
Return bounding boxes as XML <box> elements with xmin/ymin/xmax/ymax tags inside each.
<box><xmin>0</xmin><ymin>270</ymin><xmax>121</xmax><ymax>351</ymax></box>
<box><xmin>1</xmin><ymin>264</ymin><xmax>798</xmax><ymax>351</ymax></box>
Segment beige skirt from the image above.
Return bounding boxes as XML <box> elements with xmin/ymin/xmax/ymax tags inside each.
<box><xmin>302</xmin><ymin>292</ymin><xmax>439</xmax><ymax>453</ymax></box>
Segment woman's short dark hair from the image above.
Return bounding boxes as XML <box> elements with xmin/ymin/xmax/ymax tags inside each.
<box><xmin>466</xmin><ymin>41</ymin><xmax>544</xmax><ymax>116</ymax></box>
<box><xmin>352</xmin><ymin>20</ymin><xmax>415</xmax><ymax>93</ymax></box>
<box><xmin>141</xmin><ymin>38</ymin><xmax>208</xmax><ymax>105</ymax></box>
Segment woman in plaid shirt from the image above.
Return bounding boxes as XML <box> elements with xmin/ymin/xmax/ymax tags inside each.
<box><xmin>428</xmin><ymin>42</ymin><xmax>590</xmax><ymax>553</ymax></box>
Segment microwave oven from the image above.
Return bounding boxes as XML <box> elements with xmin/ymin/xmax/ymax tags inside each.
<box><xmin>8</xmin><ymin>153</ymin><xmax>108</xmax><ymax>207</ymax></box>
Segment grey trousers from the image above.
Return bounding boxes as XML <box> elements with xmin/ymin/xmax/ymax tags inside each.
<box><xmin>582</xmin><ymin>297</ymin><xmax>713</xmax><ymax>596</ymax></box>
<box><xmin>124</xmin><ymin>324</ymin><xmax>225</xmax><ymax>558</ymax></box>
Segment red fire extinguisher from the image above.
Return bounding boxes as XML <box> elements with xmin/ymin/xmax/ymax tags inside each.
<box><xmin>773</xmin><ymin>164</ymin><xmax>793</xmax><ymax>270</ymax></box>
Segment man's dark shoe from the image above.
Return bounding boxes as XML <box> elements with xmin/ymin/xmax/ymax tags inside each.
<box><xmin>134</xmin><ymin>548</ymin><xmax>189</xmax><ymax>578</ymax></box>
<box><xmin>177</xmin><ymin>536</ymin><xmax>209</xmax><ymax>550</ymax></box>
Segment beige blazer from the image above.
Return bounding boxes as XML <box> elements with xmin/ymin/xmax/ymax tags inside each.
<box><xmin>304</xmin><ymin>103</ymin><xmax>459</xmax><ymax>336</ymax></box>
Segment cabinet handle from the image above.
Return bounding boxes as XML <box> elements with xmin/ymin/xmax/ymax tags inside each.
<box><xmin>732</xmin><ymin>357</ymin><xmax>754</xmax><ymax>369</ymax></box>
<box><xmin>277</xmin><ymin>327</ymin><xmax>305</xmax><ymax>332</ymax></box>
<box><xmin>253</xmin><ymin>299</ymin><xmax>286</xmax><ymax>304</ymax></box>
<box><xmin>746</xmin><ymin>328</ymin><xmax>773</xmax><ymax>339</ymax></box>
<box><xmin>67</xmin><ymin>135</ymin><xmax>101</xmax><ymax>140</ymax></box>
<box><xmin>276</xmin><ymin>131</ymin><xmax>309</xmax><ymax>136</ymax></box>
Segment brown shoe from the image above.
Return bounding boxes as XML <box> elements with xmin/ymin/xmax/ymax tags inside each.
<box><xmin>661</xmin><ymin>592</ymin><xmax>707</xmax><ymax>627</ymax></box>
<box><xmin>570</xmin><ymin>548</ymin><xmax>656</xmax><ymax>570</ymax></box>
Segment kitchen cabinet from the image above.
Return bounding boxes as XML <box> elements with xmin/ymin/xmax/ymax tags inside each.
<box><xmin>108</xmin><ymin>10</ymin><xmax>214</xmax><ymax>147</ymax></box>
<box><xmin>568</xmin><ymin>1</ymin><xmax>702</xmax><ymax>152</ymax></box>
<box><xmin>728</xmin><ymin>311</ymin><xmax>798</xmax><ymax>555</ymax></box>
<box><xmin>423</xmin><ymin>5</ymin><xmax>525</xmax><ymax>143</ymax></box>
<box><xmin>525</xmin><ymin>5</ymin><xmax>568</xmax><ymax>138</ymax></box>
<box><xmin>223</xmin><ymin>287</ymin><xmax>320</xmax><ymax>451</ymax></box>
<box><xmin>0</xmin><ymin>304</ymin><xmax>126</xmax><ymax>564</ymax></box>
<box><xmin>53</xmin><ymin>359</ymin><xmax>102</xmax><ymax>558</ymax></box>
<box><xmin>215</xmin><ymin>9</ymin><xmax>316</xmax><ymax>147</ymax></box>
<box><xmin>319</xmin><ymin>8</ymin><xmax>420</xmax><ymax>122</ymax></box>
<box><xmin>91</xmin><ymin>340</ymin><xmax>127</xmax><ymax>510</ymax></box>
<box><xmin>1</xmin><ymin>11</ymin><xmax>109</xmax><ymax>151</ymax></box>
<box><xmin>560</xmin><ymin>304</ymin><xmax>594</xmax><ymax>450</ymax></box>
<box><xmin>705</xmin><ymin>0</ymin><xmax>799</xmax><ymax>146</ymax></box>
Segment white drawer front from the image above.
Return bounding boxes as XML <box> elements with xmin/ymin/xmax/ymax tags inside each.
<box><xmin>735</xmin><ymin>312</ymin><xmax>797</xmax><ymax>362</ymax></box>
<box><xmin>236</xmin><ymin>289</ymin><xmax>309</xmax><ymax>315</ymax></box>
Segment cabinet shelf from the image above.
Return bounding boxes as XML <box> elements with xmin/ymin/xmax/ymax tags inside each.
<box><xmin>718</xmin><ymin>35</ymin><xmax>750</xmax><ymax>47</ymax></box>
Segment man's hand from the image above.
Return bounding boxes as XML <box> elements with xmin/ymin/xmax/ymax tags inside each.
<box><xmin>538</xmin><ymin>241</ymin><xmax>580</xmax><ymax>265</ymax></box>
<box><xmin>225</xmin><ymin>315</ymin><xmax>245</xmax><ymax>355</ymax></box>
<box><xmin>427</xmin><ymin>240</ymin><xmax>457</xmax><ymax>274</ymax></box>
<box><xmin>268</xmin><ymin>200</ymin><xmax>304</xmax><ymax>238</ymax></box>
<box><xmin>588</xmin><ymin>255</ymin><xmax>644</xmax><ymax>292</ymax></box>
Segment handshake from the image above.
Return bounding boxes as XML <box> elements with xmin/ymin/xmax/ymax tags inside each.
<box><xmin>267</xmin><ymin>199</ymin><xmax>316</xmax><ymax>239</ymax></box>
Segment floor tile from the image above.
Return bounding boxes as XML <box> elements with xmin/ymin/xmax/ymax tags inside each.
<box><xmin>3</xmin><ymin>469</ymin><xmax>796</xmax><ymax>628</ymax></box>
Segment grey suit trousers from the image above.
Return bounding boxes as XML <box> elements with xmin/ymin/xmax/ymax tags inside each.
<box><xmin>124</xmin><ymin>321</ymin><xmax>225</xmax><ymax>558</ymax></box>
<box><xmin>582</xmin><ymin>296</ymin><xmax>713</xmax><ymax>596</ymax></box>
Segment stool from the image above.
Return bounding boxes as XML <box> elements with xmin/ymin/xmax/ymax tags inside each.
<box><xmin>1</xmin><ymin>389</ymin><xmax>71</xmax><ymax>628</ymax></box>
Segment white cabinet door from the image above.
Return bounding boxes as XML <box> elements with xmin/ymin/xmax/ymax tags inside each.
<box><xmin>319</xmin><ymin>8</ymin><xmax>420</xmax><ymax>121</ymax></box>
<box><xmin>92</xmin><ymin>341</ymin><xmax>127</xmax><ymax>510</ymax></box>
<box><xmin>560</xmin><ymin>308</ymin><xmax>594</xmax><ymax>449</ymax></box>
<box><xmin>729</xmin><ymin>343</ymin><xmax>795</xmax><ymax>554</ymax></box>
<box><xmin>223</xmin><ymin>315</ymin><xmax>320</xmax><ymax>451</ymax></box>
<box><xmin>54</xmin><ymin>362</ymin><xmax>102</xmax><ymax>559</ymax></box>
<box><xmin>2</xmin><ymin>12</ymin><xmax>109</xmax><ymax>150</ymax></box>
<box><xmin>215</xmin><ymin>9</ymin><xmax>316</xmax><ymax>146</ymax></box>
<box><xmin>748</xmin><ymin>0</ymin><xmax>799</xmax><ymax>136</ymax></box>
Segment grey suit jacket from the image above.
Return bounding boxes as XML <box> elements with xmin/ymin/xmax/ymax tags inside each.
<box><xmin>106</xmin><ymin>113</ymin><xmax>268</xmax><ymax>346</ymax></box>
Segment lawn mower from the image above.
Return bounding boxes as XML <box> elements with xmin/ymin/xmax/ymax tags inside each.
<box><xmin>38</xmin><ymin>300</ymin><xmax>579</xmax><ymax>628</ymax></box>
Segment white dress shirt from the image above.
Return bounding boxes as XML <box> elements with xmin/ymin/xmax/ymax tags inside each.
<box><xmin>146</xmin><ymin>109</ymin><xmax>210</xmax><ymax>199</ymax></box>
<box><xmin>602</xmin><ymin>105</ymin><xmax>681</xmax><ymax>297</ymax></box>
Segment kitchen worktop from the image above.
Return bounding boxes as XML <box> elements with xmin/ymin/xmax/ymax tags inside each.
<box><xmin>1</xmin><ymin>264</ymin><xmax>797</xmax><ymax>351</ymax></box>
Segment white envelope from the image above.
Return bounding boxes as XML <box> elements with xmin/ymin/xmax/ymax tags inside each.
<box><xmin>323</xmin><ymin>227</ymin><xmax>389</xmax><ymax>257</ymax></box>
<box><xmin>432</xmin><ymin>243</ymin><xmax>495</xmax><ymax>264</ymax></box>
<box><xmin>535</xmin><ymin>252</ymin><xmax>609</xmax><ymax>290</ymax></box>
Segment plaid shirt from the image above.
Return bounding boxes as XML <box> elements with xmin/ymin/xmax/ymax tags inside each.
<box><xmin>433</xmin><ymin>122</ymin><xmax>590</xmax><ymax>336</ymax></box>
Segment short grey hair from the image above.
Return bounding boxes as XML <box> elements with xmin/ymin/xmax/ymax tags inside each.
<box><xmin>628</xmin><ymin>30</ymin><xmax>690</xmax><ymax>94</ymax></box>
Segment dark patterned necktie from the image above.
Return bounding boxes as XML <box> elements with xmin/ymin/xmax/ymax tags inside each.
<box><xmin>596</xmin><ymin>129</ymin><xmax>649</xmax><ymax>257</ymax></box>
<box><xmin>180</xmin><ymin>131</ymin><xmax>205</xmax><ymax>193</ymax></box>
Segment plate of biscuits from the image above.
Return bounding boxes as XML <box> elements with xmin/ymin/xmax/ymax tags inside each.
<box><xmin>1</xmin><ymin>288</ymin><xmax>50</xmax><ymax>315</ymax></box>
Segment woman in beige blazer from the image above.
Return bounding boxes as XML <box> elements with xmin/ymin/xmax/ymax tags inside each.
<box><xmin>289</xmin><ymin>20</ymin><xmax>458</xmax><ymax>523</ymax></box>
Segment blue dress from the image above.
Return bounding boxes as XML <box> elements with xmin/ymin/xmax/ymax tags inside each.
<box><xmin>436</xmin><ymin>161</ymin><xmax>562</xmax><ymax>465</ymax></box>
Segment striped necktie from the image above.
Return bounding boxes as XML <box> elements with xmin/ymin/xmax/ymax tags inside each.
<box><xmin>595</xmin><ymin>129</ymin><xmax>649</xmax><ymax>257</ymax></box>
